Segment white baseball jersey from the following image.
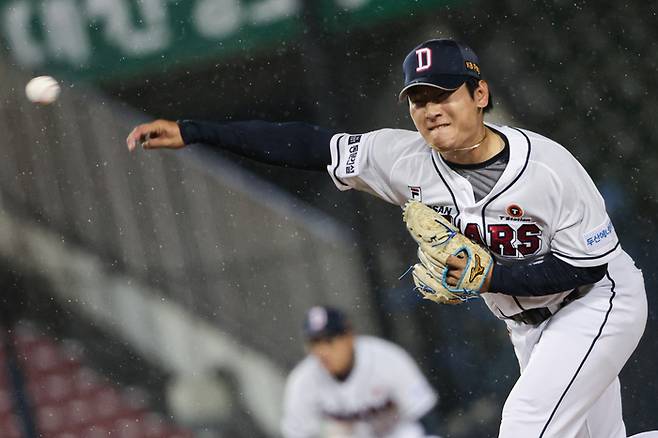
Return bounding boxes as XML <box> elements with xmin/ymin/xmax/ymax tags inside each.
<box><xmin>281</xmin><ymin>336</ymin><xmax>437</xmax><ymax>438</ymax></box>
<box><xmin>327</xmin><ymin>124</ymin><xmax>621</xmax><ymax>318</ymax></box>
<box><xmin>325</xmin><ymin>123</ymin><xmax>658</xmax><ymax>437</ymax></box>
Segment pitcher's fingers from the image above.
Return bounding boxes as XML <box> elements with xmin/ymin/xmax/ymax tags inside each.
<box><xmin>142</xmin><ymin>135</ymin><xmax>173</xmax><ymax>149</ymax></box>
<box><xmin>126</xmin><ymin>127</ymin><xmax>142</xmax><ymax>151</ymax></box>
<box><xmin>446</xmin><ymin>254</ymin><xmax>467</xmax><ymax>269</ymax></box>
<box><xmin>446</xmin><ymin>272</ymin><xmax>459</xmax><ymax>286</ymax></box>
<box><xmin>126</xmin><ymin>124</ymin><xmax>153</xmax><ymax>151</ymax></box>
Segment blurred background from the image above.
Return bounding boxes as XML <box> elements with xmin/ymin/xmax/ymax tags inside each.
<box><xmin>0</xmin><ymin>0</ymin><xmax>656</xmax><ymax>437</ymax></box>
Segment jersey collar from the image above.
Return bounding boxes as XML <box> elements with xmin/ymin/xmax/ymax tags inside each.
<box><xmin>430</xmin><ymin>123</ymin><xmax>531</xmax><ymax>207</ymax></box>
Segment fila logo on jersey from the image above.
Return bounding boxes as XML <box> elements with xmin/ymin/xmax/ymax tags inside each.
<box><xmin>345</xmin><ymin>135</ymin><xmax>362</xmax><ymax>174</ymax></box>
<box><xmin>409</xmin><ymin>186</ymin><xmax>422</xmax><ymax>201</ymax></box>
<box><xmin>415</xmin><ymin>48</ymin><xmax>431</xmax><ymax>72</ymax></box>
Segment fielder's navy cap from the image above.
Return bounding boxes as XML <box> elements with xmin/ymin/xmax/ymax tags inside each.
<box><xmin>303</xmin><ymin>306</ymin><xmax>350</xmax><ymax>341</ymax></box>
<box><xmin>399</xmin><ymin>38</ymin><xmax>481</xmax><ymax>100</ymax></box>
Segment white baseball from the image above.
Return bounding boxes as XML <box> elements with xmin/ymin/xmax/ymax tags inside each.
<box><xmin>25</xmin><ymin>76</ymin><xmax>61</xmax><ymax>104</ymax></box>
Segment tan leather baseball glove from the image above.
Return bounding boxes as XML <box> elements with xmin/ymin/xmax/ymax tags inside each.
<box><xmin>403</xmin><ymin>200</ymin><xmax>493</xmax><ymax>304</ymax></box>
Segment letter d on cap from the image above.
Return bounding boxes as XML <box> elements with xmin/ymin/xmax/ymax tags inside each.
<box><xmin>416</xmin><ymin>48</ymin><xmax>432</xmax><ymax>72</ymax></box>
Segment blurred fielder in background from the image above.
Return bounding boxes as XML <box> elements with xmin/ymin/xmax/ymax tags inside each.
<box><xmin>126</xmin><ymin>38</ymin><xmax>657</xmax><ymax>437</ymax></box>
<box><xmin>282</xmin><ymin>306</ymin><xmax>440</xmax><ymax>438</ymax></box>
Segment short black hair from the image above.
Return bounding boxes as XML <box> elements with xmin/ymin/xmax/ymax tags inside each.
<box><xmin>465</xmin><ymin>77</ymin><xmax>494</xmax><ymax>113</ymax></box>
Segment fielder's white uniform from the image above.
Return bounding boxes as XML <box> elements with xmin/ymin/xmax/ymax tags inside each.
<box><xmin>326</xmin><ymin>124</ymin><xmax>649</xmax><ymax>438</ymax></box>
<box><xmin>281</xmin><ymin>335</ymin><xmax>438</xmax><ymax>438</ymax></box>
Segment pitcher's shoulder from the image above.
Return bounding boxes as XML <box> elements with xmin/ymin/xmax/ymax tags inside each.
<box><xmin>365</xmin><ymin>128</ymin><xmax>429</xmax><ymax>152</ymax></box>
<box><xmin>501</xmin><ymin>125</ymin><xmax>578</xmax><ymax>161</ymax></box>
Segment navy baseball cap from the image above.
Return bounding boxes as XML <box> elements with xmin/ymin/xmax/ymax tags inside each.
<box><xmin>399</xmin><ymin>39</ymin><xmax>481</xmax><ymax>100</ymax></box>
<box><xmin>303</xmin><ymin>306</ymin><xmax>350</xmax><ymax>341</ymax></box>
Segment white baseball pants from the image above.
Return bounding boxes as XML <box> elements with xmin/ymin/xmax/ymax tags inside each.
<box><xmin>499</xmin><ymin>251</ymin><xmax>650</xmax><ymax>438</ymax></box>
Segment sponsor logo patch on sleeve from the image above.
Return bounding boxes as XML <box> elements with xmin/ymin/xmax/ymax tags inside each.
<box><xmin>348</xmin><ymin>135</ymin><xmax>361</xmax><ymax>145</ymax></box>
<box><xmin>583</xmin><ymin>219</ymin><xmax>617</xmax><ymax>251</ymax></box>
<box><xmin>344</xmin><ymin>135</ymin><xmax>362</xmax><ymax>175</ymax></box>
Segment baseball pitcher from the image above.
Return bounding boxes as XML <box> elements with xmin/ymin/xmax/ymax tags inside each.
<box><xmin>126</xmin><ymin>39</ymin><xmax>657</xmax><ymax>438</ymax></box>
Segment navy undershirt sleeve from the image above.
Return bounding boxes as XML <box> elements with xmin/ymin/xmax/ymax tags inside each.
<box><xmin>178</xmin><ymin>119</ymin><xmax>335</xmax><ymax>171</ymax></box>
<box><xmin>178</xmin><ymin>119</ymin><xmax>605</xmax><ymax>296</ymax></box>
<box><xmin>490</xmin><ymin>252</ymin><xmax>607</xmax><ymax>296</ymax></box>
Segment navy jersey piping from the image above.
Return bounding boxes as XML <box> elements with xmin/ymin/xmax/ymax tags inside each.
<box><xmin>332</xmin><ymin>134</ymin><xmax>349</xmax><ymax>187</ymax></box>
<box><xmin>552</xmin><ymin>242</ymin><xmax>620</xmax><ymax>261</ymax></box>
<box><xmin>512</xmin><ymin>296</ymin><xmax>526</xmax><ymax>312</ymax></box>
<box><xmin>481</xmin><ymin>127</ymin><xmax>531</xmax><ymax>247</ymax></box>
<box><xmin>431</xmin><ymin>152</ymin><xmax>461</xmax><ymax>224</ymax></box>
<box><xmin>539</xmin><ymin>270</ymin><xmax>616</xmax><ymax>437</ymax></box>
